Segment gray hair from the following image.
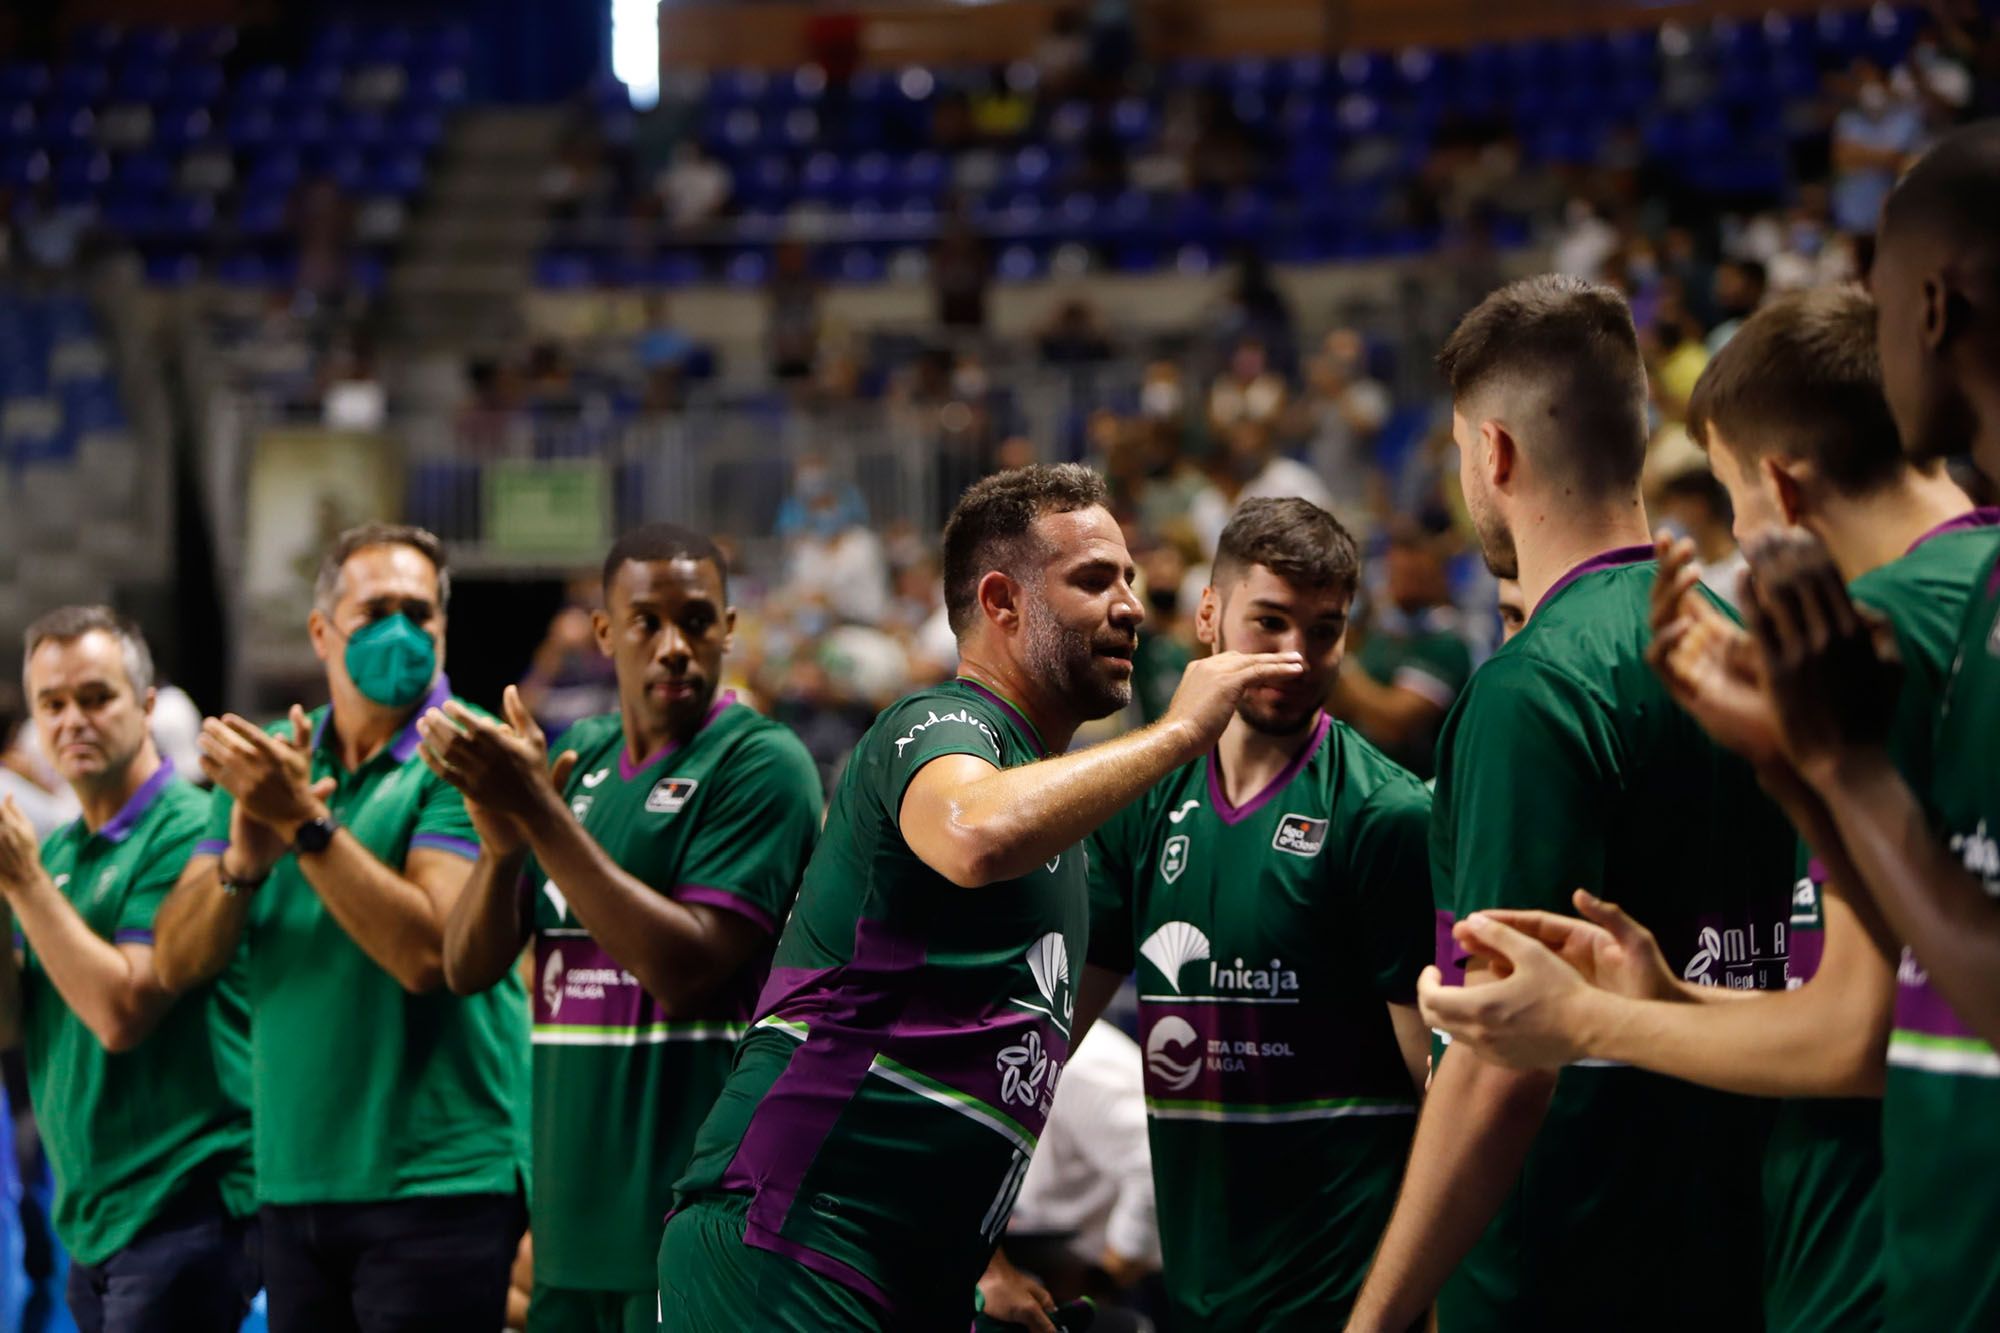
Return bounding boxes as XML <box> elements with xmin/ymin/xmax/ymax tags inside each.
<box><xmin>23</xmin><ymin>605</ymin><xmax>156</xmax><ymax>696</ymax></box>
<box><xmin>313</xmin><ymin>522</ymin><xmax>452</xmax><ymax>615</ymax></box>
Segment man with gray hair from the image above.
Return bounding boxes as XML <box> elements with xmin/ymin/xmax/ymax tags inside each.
<box><xmin>2</xmin><ymin>606</ymin><xmax>256</xmax><ymax>1330</ymax></box>
<box><xmin>153</xmin><ymin>522</ymin><xmax>528</xmax><ymax>1333</ymax></box>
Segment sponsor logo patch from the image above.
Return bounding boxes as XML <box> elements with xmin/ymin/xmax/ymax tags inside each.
<box><xmin>1272</xmin><ymin>813</ymin><xmax>1327</xmax><ymax>857</ymax></box>
<box><xmin>645</xmin><ymin>777</ymin><xmax>698</xmax><ymax>814</ymax></box>
<box><xmin>1159</xmin><ymin>834</ymin><xmax>1189</xmax><ymax>884</ymax></box>
<box><xmin>1145</xmin><ymin>1016</ymin><xmax>1202</xmax><ymax>1092</ymax></box>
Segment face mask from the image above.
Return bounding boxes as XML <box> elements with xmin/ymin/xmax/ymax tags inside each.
<box><xmin>1146</xmin><ymin>587</ymin><xmax>1180</xmax><ymax>616</ymax></box>
<box><xmin>1141</xmin><ymin>381</ymin><xmax>1182</xmax><ymax>419</ymax></box>
<box><xmin>342</xmin><ymin>614</ymin><xmax>438</xmax><ymax>709</ymax></box>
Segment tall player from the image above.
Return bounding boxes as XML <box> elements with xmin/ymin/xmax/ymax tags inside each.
<box><xmin>1345</xmin><ymin>276</ymin><xmax>1796</xmax><ymax>1332</ymax></box>
<box><xmin>1414</xmin><ymin>286</ymin><xmax>1996</xmax><ymax>1333</ymax></box>
<box><xmin>1080</xmin><ymin>497</ymin><xmax>1433</xmax><ymax>1330</ymax></box>
<box><xmin>420</xmin><ymin>525</ymin><xmax>822</xmax><ymax>1331</ymax></box>
<box><xmin>1661</xmin><ymin>122</ymin><xmax>2000</xmax><ymax>1332</ymax></box>
<box><xmin>660</xmin><ymin>464</ymin><xmax>1306</xmax><ymax>1331</ymax></box>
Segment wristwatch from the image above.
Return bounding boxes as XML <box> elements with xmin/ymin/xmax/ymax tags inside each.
<box><xmin>294</xmin><ymin>815</ymin><xmax>339</xmax><ymax>855</ymax></box>
<box><xmin>217</xmin><ymin>864</ymin><xmax>267</xmax><ymax>897</ymax></box>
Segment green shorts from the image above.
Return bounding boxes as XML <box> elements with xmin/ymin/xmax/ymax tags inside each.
<box><xmin>656</xmin><ymin>1195</ymin><xmax>891</xmax><ymax>1333</ymax></box>
<box><xmin>526</xmin><ymin>1283</ymin><xmax>659</xmax><ymax>1333</ymax></box>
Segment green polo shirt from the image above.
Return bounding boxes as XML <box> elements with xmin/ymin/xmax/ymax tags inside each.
<box><xmin>196</xmin><ymin>676</ymin><xmax>529</xmax><ymax>1205</ymax></box>
<box><xmin>23</xmin><ymin>759</ymin><xmax>254</xmax><ymax>1266</ymax></box>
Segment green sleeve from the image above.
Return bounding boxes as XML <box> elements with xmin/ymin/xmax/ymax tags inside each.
<box><xmin>672</xmin><ymin>732</ymin><xmax>824</xmax><ymax>937</ymax></box>
<box><xmin>408</xmin><ymin>770</ymin><xmax>481</xmax><ymax>864</ymax></box>
<box><xmin>195</xmin><ymin>783</ymin><xmax>233</xmax><ymax>859</ymax></box>
<box><xmin>1435</xmin><ymin>656</ymin><xmax>1614</xmax><ymax>924</ymax></box>
<box><xmin>113</xmin><ymin>800</ymin><xmax>206</xmax><ymax>943</ymax></box>
<box><xmin>1348</xmin><ymin>776</ymin><xmax>1436</xmax><ymax>1003</ymax></box>
<box><xmin>877</xmin><ymin>694</ymin><xmax>1009</xmax><ymax>819</ymax></box>
<box><xmin>1084</xmin><ymin>801</ymin><xmax>1145</xmax><ymax>974</ymax></box>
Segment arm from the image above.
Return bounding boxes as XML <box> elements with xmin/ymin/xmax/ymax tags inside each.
<box><xmin>1387</xmin><ymin>1003</ymin><xmax>1430</xmax><ymax>1092</ymax></box>
<box><xmin>153</xmin><ymin>853</ymin><xmax>253</xmax><ymax>994</ymax></box>
<box><xmin>1347</xmin><ymin>1031</ymin><xmax>1557</xmax><ymax>1332</ymax></box>
<box><xmin>440</xmin><ymin>843</ymin><xmax>532</xmax><ymax>996</ymax></box>
<box><xmin>901</xmin><ymin>650</ymin><xmax>1306</xmax><ymax>887</ymax></box>
<box><xmin>1069</xmin><ymin>963</ymin><xmax>1126</xmax><ymax>1051</ymax></box>
<box><xmin>1329</xmin><ymin>667</ymin><xmax>1446</xmax><ymax>751</ymax></box>
<box><xmin>295</xmin><ymin>840</ymin><xmax>471</xmax><ymax>994</ymax></box>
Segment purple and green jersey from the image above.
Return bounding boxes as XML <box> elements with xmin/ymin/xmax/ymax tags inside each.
<box><xmin>1428</xmin><ymin>550</ymin><xmax>1795</xmax><ymax>1331</ymax></box>
<box><xmin>671</xmin><ymin>680</ymin><xmax>1089</xmax><ymax>1327</ymax></box>
<box><xmin>1766</xmin><ymin>514</ymin><xmax>2000</xmax><ymax>1333</ymax></box>
<box><xmin>1885</xmin><ymin>516</ymin><xmax>2000</xmax><ymax>1332</ymax></box>
<box><xmin>1085</xmin><ymin>715</ymin><xmax>1432</xmax><ymax>1330</ymax></box>
<box><xmin>527</xmin><ymin>699</ymin><xmax>821</xmax><ymax>1292</ymax></box>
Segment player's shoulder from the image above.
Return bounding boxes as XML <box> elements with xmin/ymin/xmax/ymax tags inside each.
<box><xmin>871</xmin><ymin>682</ymin><xmax>1011</xmax><ymax>760</ymax></box>
<box><xmin>1327</xmin><ymin>719</ymin><xmax>1432</xmax><ymax>822</ymax></box>
<box><xmin>714</xmin><ymin>705</ymin><xmax>820</xmax><ymax>782</ymax></box>
<box><xmin>555</xmin><ymin>711</ymin><xmax>626</xmax><ymax>763</ymax></box>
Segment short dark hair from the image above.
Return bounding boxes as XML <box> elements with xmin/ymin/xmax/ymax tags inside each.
<box><xmin>601</xmin><ymin>524</ymin><xmax>728</xmax><ymax>599</ymax></box>
<box><xmin>1212</xmin><ymin>497</ymin><xmax>1359</xmax><ymax>596</ymax></box>
<box><xmin>1881</xmin><ymin>120</ymin><xmax>2000</xmax><ymax>301</ymax></box>
<box><xmin>1436</xmin><ymin>274</ymin><xmax>1648</xmax><ymax>495</ymax></box>
<box><xmin>942</xmin><ymin>463</ymin><xmax>1110</xmax><ymax>635</ymax></box>
<box><xmin>23</xmin><ymin>605</ymin><xmax>155</xmax><ymax>695</ymax></box>
<box><xmin>1685</xmin><ymin>287</ymin><xmax>1904</xmax><ymax>496</ymax></box>
<box><xmin>314</xmin><ymin>523</ymin><xmax>451</xmax><ymax>613</ymax></box>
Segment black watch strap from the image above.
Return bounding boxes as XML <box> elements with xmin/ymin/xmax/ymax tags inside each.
<box><xmin>294</xmin><ymin>815</ymin><xmax>338</xmax><ymax>855</ymax></box>
<box><xmin>218</xmin><ymin>865</ymin><xmax>267</xmax><ymax>897</ymax></box>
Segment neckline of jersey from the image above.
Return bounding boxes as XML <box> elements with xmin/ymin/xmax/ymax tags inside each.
<box><xmin>1906</xmin><ymin>505</ymin><xmax>2000</xmax><ymax>555</ymax></box>
<box><xmin>1205</xmin><ymin>711</ymin><xmax>1331</xmax><ymax>826</ymax></box>
<box><xmin>617</xmin><ymin>690</ymin><xmax>738</xmax><ymax>781</ymax></box>
<box><xmin>312</xmin><ymin>674</ymin><xmax>454</xmax><ymax>771</ymax></box>
<box><xmin>955</xmin><ymin>678</ymin><xmax>1050</xmax><ymax>756</ymax></box>
<box><xmin>87</xmin><ymin>756</ymin><xmax>177</xmax><ymax>844</ymax></box>
<box><xmin>1536</xmin><ymin>544</ymin><xmax>1656</xmax><ymax>617</ymax></box>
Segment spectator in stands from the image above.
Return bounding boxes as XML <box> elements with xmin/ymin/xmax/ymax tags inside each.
<box><xmin>1038</xmin><ymin>298</ymin><xmax>1113</xmax><ymax>365</ymax></box>
<box><xmin>1553</xmin><ymin>196</ymin><xmax>1621</xmax><ymax>281</ymax></box>
<box><xmin>1035</xmin><ymin>4</ymin><xmax>1091</xmax><ymax>99</ymax></box>
<box><xmin>1206</xmin><ymin>337</ymin><xmax>1287</xmax><ymax>437</ymax></box>
<box><xmin>1213</xmin><ymin>251</ymin><xmax>1293</xmax><ymax>352</ymax></box>
<box><xmin>655</xmin><ymin>142</ymin><xmax>732</xmax><ymax>232</ymax></box>
<box><xmin>1297</xmin><ymin>328</ymin><xmax>1393</xmax><ymax>534</ymax></box>
<box><xmin>15</xmin><ymin>182</ymin><xmax>91</xmax><ymax>275</ymax></box>
<box><xmin>1645</xmin><ymin>284</ymin><xmax>1710</xmax><ymax>424</ymax></box>
<box><xmin>456</xmin><ymin>357</ymin><xmax>528</xmax><ymax>456</ymax></box>
<box><xmin>933</xmin><ymin>213</ymin><xmax>992</xmax><ymax>332</ymax></box>
<box><xmin>972</xmin><ymin>66</ymin><xmax>1034</xmax><ymax>144</ymax></box>
<box><xmin>1139</xmin><ymin>359</ymin><xmax>1187</xmax><ymax>424</ymax></box>
<box><xmin>516</xmin><ymin>574</ymin><xmax>619</xmax><ymax>739</ymax></box>
<box><xmin>777</xmin><ymin>458</ymin><xmax>891</xmax><ymax>627</ymax></box>
<box><xmin>291</xmin><ymin>175</ymin><xmax>355</xmax><ymax>309</ymax></box>
<box><xmin>1189</xmin><ymin>418</ymin><xmax>1332</xmax><ymax>557</ymax></box>
<box><xmin>1831</xmin><ymin>60</ymin><xmax>1925</xmax><ymax>234</ymax></box>
<box><xmin>1705</xmin><ymin>258</ymin><xmax>1766</xmax><ymax>353</ymax></box>
<box><xmin>1330</xmin><ymin>513</ymin><xmax>1474</xmax><ymax>780</ymax></box>
<box><xmin>1131</xmin><ymin>542</ymin><xmax>1196</xmax><ymax>725</ymax></box>
<box><xmin>766</xmin><ymin>242</ymin><xmax>820</xmax><ymax>382</ymax></box>
<box><xmin>1653</xmin><ymin>467</ymin><xmax>1747</xmax><ymax>613</ymax></box>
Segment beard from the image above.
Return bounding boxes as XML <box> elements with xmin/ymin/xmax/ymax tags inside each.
<box><xmin>1022</xmin><ymin>597</ymin><xmax>1133</xmax><ymax>720</ymax></box>
<box><xmin>1466</xmin><ymin>485</ymin><xmax>1519</xmax><ymax>580</ymax></box>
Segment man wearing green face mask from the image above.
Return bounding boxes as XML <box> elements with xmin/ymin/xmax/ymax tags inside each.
<box><xmin>153</xmin><ymin>523</ymin><xmax>529</xmax><ymax>1333</ymax></box>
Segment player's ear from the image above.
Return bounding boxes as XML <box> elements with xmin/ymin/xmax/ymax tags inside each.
<box><xmin>591</xmin><ymin>608</ymin><xmax>613</xmax><ymax>658</ymax></box>
<box><xmin>1481</xmin><ymin>420</ymin><xmax>1516</xmax><ymax>487</ymax></box>
<box><xmin>1194</xmin><ymin>585</ymin><xmax>1221</xmax><ymax>648</ymax></box>
<box><xmin>975</xmin><ymin>569</ymin><xmax>1022</xmax><ymax>633</ymax></box>
<box><xmin>306</xmin><ymin>607</ymin><xmax>332</xmax><ymax>664</ymax></box>
<box><xmin>721</xmin><ymin>605</ymin><xmax>737</xmax><ymax>655</ymax></box>
<box><xmin>1767</xmin><ymin>456</ymin><xmax>1810</xmax><ymax>527</ymax></box>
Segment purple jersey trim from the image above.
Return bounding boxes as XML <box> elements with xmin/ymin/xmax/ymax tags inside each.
<box><xmin>1905</xmin><ymin>506</ymin><xmax>2000</xmax><ymax>554</ymax></box>
<box><xmin>1896</xmin><ymin>969</ymin><xmax>1980</xmax><ymax>1041</ymax></box>
<box><xmin>741</xmin><ymin>1228</ymin><xmax>899</xmax><ymax>1315</ymax></box>
<box><xmin>409</xmin><ymin>832</ymin><xmax>480</xmax><ymax>862</ymax></box>
<box><xmin>956</xmin><ymin>679</ymin><xmax>1048</xmax><ymax>756</ymax></box>
<box><xmin>1789</xmin><ymin>929</ymin><xmax>1825</xmax><ymax>984</ymax></box>
<box><xmin>1204</xmin><ymin>712</ymin><xmax>1330</xmax><ymax>827</ymax></box>
<box><xmin>673</xmin><ymin>884</ymin><xmax>779</xmax><ymax>936</ymax></box>
<box><xmin>193</xmin><ymin>838</ymin><xmax>229</xmax><ymax>859</ymax></box>
<box><xmin>1536</xmin><ymin>544</ymin><xmax>1655</xmax><ymax>616</ymax></box>
<box><xmin>113</xmin><ymin>928</ymin><xmax>154</xmax><ymax>945</ymax></box>
<box><xmin>312</xmin><ymin>674</ymin><xmax>454</xmax><ymax>765</ymax></box>
<box><xmin>616</xmin><ymin>691</ymin><xmax>737</xmax><ymax>780</ymax></box>
<box><xmin>96</xmin><ymin>758</ymin><xmax>177</xmax><ymax>843</ymax></box>
<box><xmin>1434</xmin><ymin>909</ymin><xmax>1467</xmax><ymax>984</ymax></box>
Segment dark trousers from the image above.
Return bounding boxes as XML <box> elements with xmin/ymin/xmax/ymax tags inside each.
<box><xmin>261</xmin><ymin>1191</ymin><xmax>525</xmax><ymax>1333</ymax></box>
<box><xmin>65</xmin><ymin>1192</ymin><xmax>259</xmax><ymax>1333</ymax></box>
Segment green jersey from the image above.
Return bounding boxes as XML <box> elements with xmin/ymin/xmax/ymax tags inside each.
<box><xmin>1429</xmin><ymin>548</ymin><xmax>1794</xmax><ymax>1330</ymax></box>
<box><xmin>673</xmin><ymin>680</ymin><xmax>1089</xmax><ymax>1326</ymax></box>
<box><xmin>529</xmin><ymin>696</ymin><xmax>821</xmax><ymax>1292</ymax></box>
<box><xmin>1886</xmin><ymin>512</ymin><xmax>2000</xmax><ymax>1332</ymax></box>
<box><xmin>1086</xmin><ymin>715</ymin><xmax>1432</xmax><ymax>1330</ymax></box>
<box><xmin>1131</xmin><ymin>632</ymin><xmax>1193</xmax><ymax>726</ymax></box>
<box><xmin>1353</xmin><ymin>605</ymin><xmax>1474</xmax><ymax>779</ymax></box>
<box><xmin>23</xmin><ymin>762</ymin><xmax>253</xmax><ymax>1266</ymax></box>
<box><xmin>1765</xmin><ymin>515</ymin><xmax>2000</xmax><ymax>1333</ymax></box>
<box><xmin>197</xmin><ymin>677</ymin><xmax>529</xmax><ymax>1205</ymax></box>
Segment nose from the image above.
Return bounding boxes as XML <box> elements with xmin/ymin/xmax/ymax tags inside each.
<box><xmin>658</xmin><ymin>621</ymin><xmax>692</xmax><ymax>666</ymax></box>
<box><xmin>1114</xmin><ymin>579</ymin><xmax>1145</xmax><ymax>630</ymax></box>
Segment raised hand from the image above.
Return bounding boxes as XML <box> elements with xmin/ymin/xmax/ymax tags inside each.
<box><xmin>1418</xmin><ymin>914</ymin><xmax>1603</xmax><ymax>1070</ymax></box>
<box><xmin>415</xmin><ymin>686</ymin><xmax>577</xmax><ymax>826</ymax></box>
<box><xmin>1645</xmin><ymin>533</ymin><xmax>1783</xmax><ymax>765</ymax></box>
<box><xmin>1163</xmin><ymin>650</ymin><xmax>1306</xmax><ymax>750</ymax></box>
<box><xmin>199</xmin><ymin>708</ymin><xmax>328</xmax><ymax>833</ymax></box>
<box><xmin>1742</xmin><ymin>531</ymin><xmax>1902</xmax><ymax>780</ymax></box>
<box><xmin>1459</xmin><ymin>890</ymin><xmax>1679</xmax><ymax>1002</ymax></box>
<box><xmin>0</xmin><ymin>797</ymin><xmax>43</xmax><ymax>894</ymax></box>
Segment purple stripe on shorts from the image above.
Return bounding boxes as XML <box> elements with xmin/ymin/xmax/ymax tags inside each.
<box><xmin>748</xmin><ymin>1229</ymin><xmax>899</xmax><ymax>1315</ymax></box>
<box><xmin>193</xmin><ymin>839</ymin><xmax>229</xmax><ymax>859</ymax></box>
<box><xmin>674</xmin><ymin>884</ymin><xmax>778</xmax><ymax>936</ymax></box>
<box><xmin>409</xmin><ymin>832</ymin><xmax>480</xmax><ymax>861</ymax></box>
